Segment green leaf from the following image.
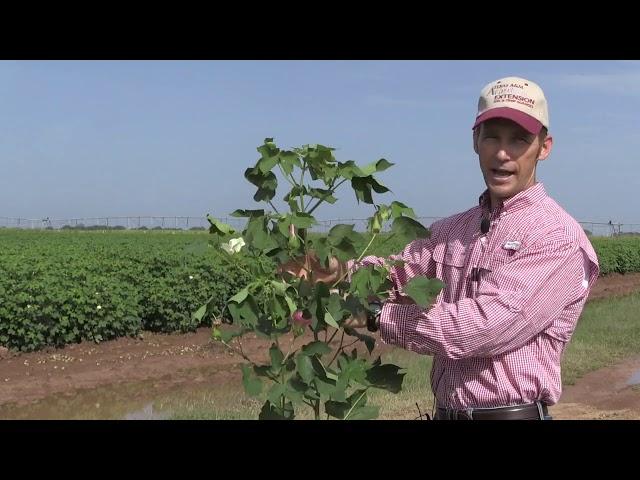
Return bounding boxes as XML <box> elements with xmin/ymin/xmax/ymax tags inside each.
<box><xmin>257</xmin><ymin>154</ymin><xmax>279</xmax><ymax>174</ymax></box>
<box><xmin>330</xmin><ymin>238</ymin><xmax>357</xmax><ymax>263</ymax></box>
<box><xmin>301</xmin><ymin>341</ymin><xmax>331</xmax><ymax>356</ymax></box>
<box><xmin>284</xmin><ymin>382</ymin><xmax>304</xmax><ymax>404</ymax></box>
<box><xmin>359</xmin><ymin>158</ymin><xmax>394</xmax><ymax>176</ymax></box>
<box><xmin>327</xmin><ymin>224</ymin><xmax>355</xmax><ymax>243</ymax></box>
<box><xmin>311</xmin><ymin>236</ymin><xmax>330</xmax><ymax>268</ymax></box>
<box><xmin>256</xmin><ymin>140</ymin><xmax>280</xmax><ymax>174</ymax></box>
<box><xmin>244</xmin><ymin>168</ymin><xmax>278</xmax><ymax>202</ymax></box>
<box><xmin>370</xmin><ymin>178</ymin><xmax>389</xmax><ymax>194</ymax></box>
<box><xmin>310</xmin><ymin>356</ymin><xmax>332</xmax><ymax>382</ymax></box>
<box><xmin>269</xmin><ymin>280</ymin><xmax>289</xmax><ymax>296</ymax></box>
<box><xmin>253</xmin><ymin>365</ymin><xmax>274</xmax><ymax>379</ymax></box>
<box><xmin>324</xmin><ymin>310</ymin><xmax>340</xmax><ymax>329</ymax></box>
<box><xmin>278</xmin><ymin>150</ymin><xmax>301</xmax><ymax>176</ymax></box>
<box><xmin>267</xmin><ymin>383</ymin><xmax>287</xmax><ymax>404</ymax></box>
<box><xmin>325</xmin><ymin>370</ymin><xmax>339</xmax><ymax>382</ymax></box>
<box><xmin>402</xmin><ymin>276</ymin><xmax>445</xmax><ymax>308</ymax></box>
<box><xmin>245</xmin><ymin>217</ymin><xmax>278</xmax><ymax>252</ymax></box>
<box><xmin>343</xmin><ymin>327</ymin><xmax>376</xmax><ymax>354</ymax></box>
<box><xmin>336</xmin><ymin>355</ymin><xmax>369</xmax><ymax>385</ymax></box>
<box><xmin>228</xmin><ymin>296</ymin><xmax>260</xmax><ymax>327</ymax></box>
<box><xmin>324</xmin><ymin>400</ymin><xmax>350</xmax><ymax>419</ymax></box>
<box><xmin>298</xmin><ymin>279</ymin><xmax>314</xmax><ymax>298</ymax></box>
<box><xmin>229</xmin><ymin>287</ymin><xmax>249</xmax><ymax>304</ymax></box>
<box><xmin>390</xmin><ymin>201</ymin><xmax>416</xmax><ymax>219</ymax></box>
<box><xmin>290</xmin><ymin>213</ymin><xmax>316</xmax><ymax>229</ymax></box>
<box><xmin>258</xmin><ymin>138</ymin><xmax>279</xmax><ymax>156</ymax></box>
<box><xmin>365</xmin><ymin>360</ymin><xmax>406</xmax><ymax>393</ymax></box>
<box><xmin>287</xmin><ymin>377</ymin><xmax>309</xmax><ymax>395</ymax></box>
<box><xmin>375</xmin><ymin>158</ymin><xmax>394</xmax><ymax>172</ymax></box>
<box><xmin>230</xmin><ymin>209</ymin><xmax>265</xmax><ymax>218</ymax></box>
<box><xmin>337</xmin><ymin>161</ymin><xmax>363</xmax><ymax>180</ymax></box>
<box><xmin>269</xmin><ymin>295</ymin><xmax>288</xmax><ymax>323</ymax></box>
<box><xmin>351</xmin><ymin>176</ymin><xmax>389</xmax><ymax>205</ymax></box>
<box><xmin>347</xmin><ymin>406</ymin><xmax>379</xmax><ymax>420</ymax></box>
<box><xmin>282</xmin><ymin>185</ymin><xmax>307</xmax><ymax>204</ymax></box>
<box><xmin>308</xmin><ymin>188</ymin><xmax>337</xmax><ymax>204</ymax></box>
<box><xmin>241</xmin><ymin>364</ymin><xmax>263</xmax><ymax>397</ymax></box>
<box><xmin>327</xmin><ymin>295</ymin><xmax>343</xmax><ymax>327</ymax></box>
<box><xmin>258</xmin><ymin>400</ymin><xmax>294</xmax><ymax>420</ymax></box>
<box><xmin>325</xmin><ymin>389</ymin><xmax>373</xmax><ymax>420</ymax></box>
<box><xmin>295</xmin><ymin>354</ymin><xmax>314</xmax><ymax>383</ymax></box>
<box><xmin>219</xmin><ymin>327</ymin><xmax>244</xmax><ymax>344</ymax></box>
<box><xmin>348</xmin><ymin>268</ymin><xmax>372</xmax><ymax>299</ymax></box>
<box><xmin>314</xmin><ymin>377</ymin><xmax>337</xmax><ymax>397</ymax></box>
<box><xmin>192</xmin><ymin>304</ymin><xmax>207</xmax><ymax>322</ymax></box>
<box><xmin>391</xmin><ymin>216</ymin><xmax>429</xmax><ymax>243</ymax></box>
<box><xmin>284</xmin><ymin>294</ymin><xmax>297</xmax><ymax>316</ymax></box>
<box><xmin>314</xmin><ymin>281</ymin><xmax>330</xmax><ymax>302</ymax></box>
<box><xmin>269</xmin><ymin>343</ymin><xmax>284</xmax><ymax>372</ymax></box>
<box><xmin>206</xmin><ymin>215</ymin><xmax>236</xmax><ymax>236</ymax></box>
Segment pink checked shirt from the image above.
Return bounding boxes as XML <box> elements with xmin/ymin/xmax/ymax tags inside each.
<box><xmin>356</xmin><ymin>183</ymin><xmax>600</xmax><ymax>409</ymax></box>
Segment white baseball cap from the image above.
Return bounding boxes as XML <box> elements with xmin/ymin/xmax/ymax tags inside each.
<box><xmin>473</xmin><ymin>76</ymin><xmax>549</xmax><ymax>134</ymax></box>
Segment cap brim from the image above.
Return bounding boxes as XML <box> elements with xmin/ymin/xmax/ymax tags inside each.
<box><xmin>472</xmin><ymin>107</ymin><xmax>543</xmax><ymax>135</ymax></box>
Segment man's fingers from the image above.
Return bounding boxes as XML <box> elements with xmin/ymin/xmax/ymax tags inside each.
<box><xmin>343</xmin><ymin>311</ymin><xmax>367</xmax><ymax>328</ymax></box>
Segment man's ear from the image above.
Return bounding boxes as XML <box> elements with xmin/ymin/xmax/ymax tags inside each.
<box><xmin>537</xmin><ymin>134</ymin><xmax>553</xmax><ymax>162</ymax></box>
<box><xmin>472</xmin><ymin>127</ymin><xmax>479</xmax><ymax>154</ymax></box>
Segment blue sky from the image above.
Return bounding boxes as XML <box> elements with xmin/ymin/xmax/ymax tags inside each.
<box><xmin>1</xmin><ymin>60</ymin><xmax>638</xmax><ymax>225</ymax></box>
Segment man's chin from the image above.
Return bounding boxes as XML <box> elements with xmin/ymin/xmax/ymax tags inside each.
<box><xmin>487</xmin><ymin>185</ymin><xmax>515</xmax><ymax>204</ymax></box>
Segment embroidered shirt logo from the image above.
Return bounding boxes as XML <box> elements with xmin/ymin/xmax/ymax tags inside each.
<box><xmin>503</xmin><ymin>241</ymin><xmax>521</xmax><ymax>251</ymax></box>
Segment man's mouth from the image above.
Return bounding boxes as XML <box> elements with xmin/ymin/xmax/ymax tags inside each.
<box><xmin>491</xmin><ymin>168</ymin><xmax>514</xmax><ymax>178</ymax></box>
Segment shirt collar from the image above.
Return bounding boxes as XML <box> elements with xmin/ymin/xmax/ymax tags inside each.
<box><xmin>478</xmin><ymin>182</ymin><xmax>548</xmax><ymax>216</ymax></box>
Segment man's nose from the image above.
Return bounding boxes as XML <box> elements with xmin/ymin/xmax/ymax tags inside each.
<box><xmin>496</xmin><ymin>148</ymin><xmax>510</xmax><ymax>162</ymax></box>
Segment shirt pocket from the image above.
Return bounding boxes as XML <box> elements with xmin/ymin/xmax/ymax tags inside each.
<box><xmin>479</xmin><ymin>244</ymin><xmax>518</xmax><ymax>273</ymax></box>
<box><xmin>433</xmin><ymin>241</ymin><xmax>467</xmax><ymax>301</ymax></box>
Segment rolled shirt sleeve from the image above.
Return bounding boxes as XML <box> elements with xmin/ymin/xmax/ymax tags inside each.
<box><xmin>380</xmin><ymin>239</ymin><xmax>589</xmax><ymax>359</ymax></box>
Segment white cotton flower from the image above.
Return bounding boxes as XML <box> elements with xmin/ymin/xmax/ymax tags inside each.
<box><xmin>27</xmin><ymin>305</ymin><xmax>32</xmax><ymax>309</ymax></box>
<box><xmin>221</xmin><ymin>237</ymin><xmax>246</xmax><ymax>255</ymax></box>
<box><xmin>189</xmin><ymin>275</ymin><xmax>194</xmax><ymax>280</ymax></box>
<box><xmin>96</xmin><ymin>305</ymin><xmax>102</xmax><ymax>310</ymax></box>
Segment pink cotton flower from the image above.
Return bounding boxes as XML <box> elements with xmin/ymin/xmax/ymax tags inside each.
<box><xmin>292</xmin><ymin>310</ymin><xmax>312</xmax><ymax>327</ymax></box>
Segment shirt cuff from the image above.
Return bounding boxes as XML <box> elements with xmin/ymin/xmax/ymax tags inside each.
<box><xmin>379</xmin><ymin>302</ymin><xmax>422</xmax><ymax>349</ymax></box>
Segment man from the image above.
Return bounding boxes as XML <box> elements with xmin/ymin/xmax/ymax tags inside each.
<box><xmin>292</xmin><ymin>76</ymin><xmax>600</xmax><ymax>420</ymax></box>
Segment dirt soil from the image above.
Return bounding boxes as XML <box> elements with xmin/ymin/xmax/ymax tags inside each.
<box><xmin>2</xmin><ymin>272</ymin><xmax>640</xmax><ymax>419</ymax></box>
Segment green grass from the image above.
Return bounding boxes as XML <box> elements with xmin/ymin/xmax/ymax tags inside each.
<box><xmin>369</xmin><ymin>351</ymin><xmax>434</xmax><ymax>420</ymax></box>
<box><xmin>160</xmin><ymin>388</ymin><xmax>262</xmax><ymax>420</ymax></box>
<box><xmin>561</xmin><ymin>292</ymin><xmax>640</xmax><ymax>385</ymax></box>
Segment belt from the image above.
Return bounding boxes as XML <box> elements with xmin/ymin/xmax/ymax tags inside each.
<box><xmin>436</xmin><ymin>401</ymin><xmax>549</xmax><ymax>420</ymax></box>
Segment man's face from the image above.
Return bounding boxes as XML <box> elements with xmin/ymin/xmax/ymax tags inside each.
<box><xmin>474</xmin><ymin>118</ymin><xmax>553</xmax><ymax>208</ymax></box>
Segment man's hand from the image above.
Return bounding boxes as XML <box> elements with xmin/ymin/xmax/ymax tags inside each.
<box><xmin>277</xmin><ymin>251</ymin><xmax>345</xmax><ymax>284</ymax></box>
<box><xmin>342</xmin><ymin>294</ymin><xmax>416</xmax><ymax>330</ymax></box>
<box><xmin>343</xmin><ymin>310</ymin><xmax>367</xmax><ymax>329</ymax></box>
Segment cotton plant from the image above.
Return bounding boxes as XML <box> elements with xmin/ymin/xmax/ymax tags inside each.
<box><xmin>195</xmin><ymin>138</ymin><xmax>443</xmax><ymax>420</ymax></box>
